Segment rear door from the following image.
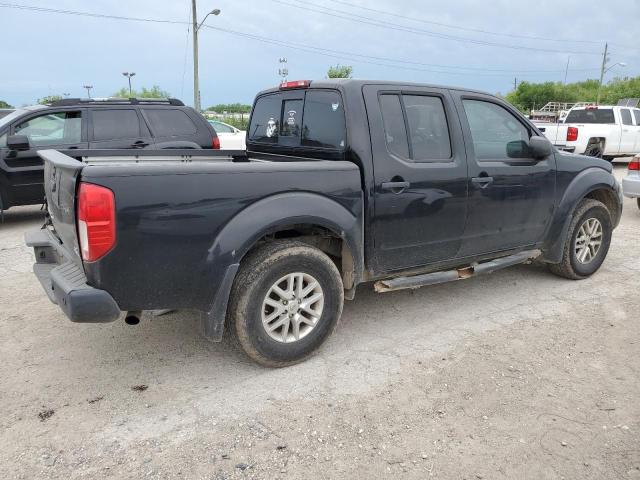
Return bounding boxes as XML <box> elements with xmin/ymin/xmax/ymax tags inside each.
<box><xmin>1</xmin><ymin>109</ymin><xmax>87</xmax><ymax>207</ymax></box>
<box><xmin>89</xmin><ymin>108</ymin><xmax>154</xmax><ymax>149</ymax></box>
<box><xmin>634</xmin><ymin>110</ymin><xmax>640</xmax><ymax>152</ymax></box>
<box><xmin>619</xmin><ymin>108</ymin><xmax>636</xmax><ymax>154</ymax></box>
<box><xmin>454</xmin><ymin>92</ymin><xmax>555</xmax><ymax>256</ymax></box>
<box><xmin>363</xmin><ymin>85</ymin><xmax>469</xmax><ymax>272</ymax></box>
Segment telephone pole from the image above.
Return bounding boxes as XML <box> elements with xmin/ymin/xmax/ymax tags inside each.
<box><xmin>596</xmin><ymin>43</ymin><xmax>608</xmax><ymax>105</ymax></box>
<box><xmin>191</xmin><ymin>1</ymin><xmax>221</xmax><ymax>112</ymax></box>
<box><xmin>192</xmin><ymin>0</ymin><xmax>200</xmax><ymax>111</ymax></box>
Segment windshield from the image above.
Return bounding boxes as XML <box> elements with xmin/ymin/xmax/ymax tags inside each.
<box><xmin>565</xmin><ymin>108</ymin><xmax>615</xmax><ymax>124</ymax></box>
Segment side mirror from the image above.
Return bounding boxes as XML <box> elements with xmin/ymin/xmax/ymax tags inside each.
<box><xmin>7</xmin><ymin>135</ymin><xmax>30</xmax><ymax>151</ymax></box>
<box><xmin>529</xmin><ymin>135</ymin><xmax>552</xmax><ymax>159</ymax></box>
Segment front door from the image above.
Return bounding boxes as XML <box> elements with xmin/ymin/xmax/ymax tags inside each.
<box><xmin>363</xmin><ymin>85</ymin><xmax>469</xmax><ymax>273</ymax></box>
<box><xmin>454</xmin><ymin>94</ymin><xmax>556</xmax><ymax>257</ymax></box>
<box><xmin>2</xmin><ymin>109</ymin><xmax>87</xmax><ymax>207</ymax></box>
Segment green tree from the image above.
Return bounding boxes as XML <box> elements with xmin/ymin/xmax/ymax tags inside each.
<box><xmin>112</xmin><ymin>85</ymin><xmax>171</xmax><ymax>98</ymax></box>
<box><xmin>327</xmin><ymin>64</ymin><xmax>353</xmax><ymax>79</ymax></box>
<box><xmin>206</xmin><ymin>103</ymin><xmax>251</xmax><ymax>113</ymax></box>
<box><xmin>0</xmin><ymin>100</ymin><xmax>12</xmax><ymax>108</ymax></box>
<box><xmin>505</xmin><ymin>76</ymin><xmax>640</xmax><ymax>112</ymax></box>
<box><xmin>37</xmin><ymin>95</ymin><xmax>64</xmax><ymax>105</ymax></box>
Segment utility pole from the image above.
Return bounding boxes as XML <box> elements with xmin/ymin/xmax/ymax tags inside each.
<box><xmin>596</xmin><ymin>43</ymin><xmax>608</xmax><ymax>106</ymax></box>
<box><xmin>192</xmin><ymin>0</ymin><xmax>200</xmax><ymax>111</ymax></box>
<box><xmin>191</xmin><ymin>2</ymin><xmax>221</xmax><ymax>112</ymax></box>
<box><xmin>83</xmin><ymin>85</ymin><xmax>93</xmax><ymax>98</ymax></box>
<box><xmin>279</xmin><ymin>58</ymin><xmax>288</xmax><ymax>83</ymax></box>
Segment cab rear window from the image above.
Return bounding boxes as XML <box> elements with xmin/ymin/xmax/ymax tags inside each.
<box><xmin>565</xmin><ymin>109</ymin><xmax>615</xmax><ymax>124</ymax></box>
<box><xmin>249</xmin><ymin>90</ymin><xmax>346</xmax><ymax>149</ymax></box>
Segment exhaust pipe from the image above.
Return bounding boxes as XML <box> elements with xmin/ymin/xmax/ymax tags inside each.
<box><xmin>124</xmin><ymin>311</ymin><xmax>142</xmax><ymax>325</ymax></box>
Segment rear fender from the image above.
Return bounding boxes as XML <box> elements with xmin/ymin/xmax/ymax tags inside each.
<box><xmin>542</xmin><ymin>167</ymin><xmax>620</xmax><ymax>263</ymax></box>
<box><xmin>201</xmin><ymin>191</ymin><xmax>363</xmax><ymax>341</ymax></box>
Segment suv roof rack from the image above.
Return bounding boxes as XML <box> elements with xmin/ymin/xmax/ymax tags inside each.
<box><xmin>49</xmin><ymin>97</ymin><xmax>185</xmax><ymax>107</ymax></box>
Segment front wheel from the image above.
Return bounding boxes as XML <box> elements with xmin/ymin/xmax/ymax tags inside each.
<box><xmin>548</xmin><ymin>199</ymin><xmax>612</xmax><ymax>280</ymax></box>
<box><xmin>228</xmin><ymin>240</ymin><xmax>344</xmax><ymax>367</ymax></box>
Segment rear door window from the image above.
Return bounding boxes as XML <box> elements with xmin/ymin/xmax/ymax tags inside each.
<box><xmin>301</xmin><ymin>90</ymin><xmax>346</xmax><ymax>149</ymax></box>
<box><xmin>92</xmin><ymin>109</ymin><xmax>140</xmax><ymax>141</ymax></box>
<box><xmin>379</xmin><ymin>94</ymin><xmax>410</xmax><ymax>159</ymax></box>
<box><xmin>145</xmin><ymin>109</ymin><xmax>197</xmax><ymax>137</ymax></box>
<box><xmin>402</xmin><ymin>95</ymin><xmax>452</xmax><ymax>161</ymax></box>
<box><xmin>621</xmin><ymin>109</ymin><xmax>633</xmax><ymax>126</ymax></box>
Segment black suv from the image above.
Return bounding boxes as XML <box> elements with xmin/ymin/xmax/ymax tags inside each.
<box><xmin>0</xmin><ymin>98</ymin><xmax>219</xmax><ymax>212</ymax></box>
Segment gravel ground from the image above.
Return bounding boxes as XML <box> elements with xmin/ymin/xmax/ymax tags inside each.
<box><xmin>1</xmin><ymin>164</ymin><xmax>639</xmax><ymax>479</ymax></box>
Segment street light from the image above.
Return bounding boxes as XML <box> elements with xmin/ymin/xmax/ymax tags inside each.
<box><xmin>192</xmin><ymin>3</ymin><xmax>221</xmax><ymax>112</ymax></box>
<box><xmin>122</xmin><ymin>72</ymin><xmax>136</xmax><ymax>96</ymax></box>
<box><xmin>83</xmin><ymin>85</ymin><xmax>93</xmax><ymax>98</ymax></box>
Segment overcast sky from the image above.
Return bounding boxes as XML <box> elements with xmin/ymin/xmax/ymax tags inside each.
<box><xmin>1</xmin><ymin>0</ymin><xmax>638</xmax><ymax>107</ymax></box>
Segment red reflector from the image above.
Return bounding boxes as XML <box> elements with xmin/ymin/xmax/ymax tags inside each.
<box><xmin>279</xmin><ymin>80</ymin><xmax>311</xmax><ymax>90</ymax></box>
<box><xmin>629</xmin><ymin>158</ymin><xmax>640</xmax><ymax>171</ymax></box>
<box><xmin>567</xmin><ymin>126</ymin><xmax>579</xmax><ymax>142</ymax></box>
<box><xmin>77</xmin><ymin>182</ymin><xmax>116</xmax><ymax>262</ymax></box>
<box><xmin>212</xmin><ymin>136</ymin><xmax>220</xmax><ymax>149</ymax></box>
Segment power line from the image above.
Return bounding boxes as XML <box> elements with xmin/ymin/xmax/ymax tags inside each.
<box><xmin>272</xmin><ymin>0</ymin><xmax>602</xmax><ymax>55</ymax></box>
<box><xmin>0</xmin><ymin>2</ymin><xmax>601</xmax><ymax>77</ymax></box>
<box><xmin>321</xmin><ymin>0</ymin><xmax>607</xmax><ymax>46</ymax></box>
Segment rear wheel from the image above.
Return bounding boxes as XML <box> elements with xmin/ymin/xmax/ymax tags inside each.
<box><xmin>228</xmin><ymin>240</ymin><xmax>344</xmax><ymax>367</ymax></box>
<box><xmin>548</xmin><ymin>199</ymin><xmax>612</xmax><ymax>280</ymax></box>
<box><xmin>637</xmin><ymin>198</ymin><xmax>640</xmax><ymax>210</ymax></box>
<box><xmin>584</xmin><ymin>140</ymin><xmax>604</xmax><ymax>158</ymax></box>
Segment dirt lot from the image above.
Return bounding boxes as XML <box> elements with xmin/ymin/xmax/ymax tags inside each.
<box><xmin>1</xmin><ymin>164</ymin><xmax>639</xmax><ymax>480</ymax></box>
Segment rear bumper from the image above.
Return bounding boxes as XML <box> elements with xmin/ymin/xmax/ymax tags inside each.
<box><xmin>622</xmin><ymin>174</ymin><xmax>640</xmax><ymax>198</ymax></box>
<box><xmin>25</xmin><ymin>229</ymin><xmax>121</xmax><ymax>323</ymax></box>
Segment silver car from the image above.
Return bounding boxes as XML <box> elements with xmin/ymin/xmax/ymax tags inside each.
<box><xmin>622</xmin><ymin>154</ymin><xmax>640</xmax><ymax>210</ymax></box>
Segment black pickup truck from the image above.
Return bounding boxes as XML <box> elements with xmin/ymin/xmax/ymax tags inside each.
<box><xmin>26</xmin><ymin>79</ymin><xmax>623</xmax><ymax>367</ymax></box>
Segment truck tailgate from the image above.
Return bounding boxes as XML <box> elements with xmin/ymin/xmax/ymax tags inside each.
<box><xmin>40</xmin><ymin>149</ymin><xmax>85</xmax><ymax>263</ymax></box>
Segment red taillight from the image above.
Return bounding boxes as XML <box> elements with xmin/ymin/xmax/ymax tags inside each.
<box><xmin>212</xmin><ymin>136</ymin><xmax>220</xmax><ymax>149</ymax></box>
<box><xmin>77</xmin><ymin>182</ymin><xmax>116</xmax><ymax>262</ymax></box>
<box><xmin>567</xmin><ymin>126</ymin><xmax>579</xmax><ymax>142</ymax></box>
<box><xmin>629</xmin><ymin>158</ymin><xmax>640</xmax><ymax>171</ymax></box>
<box><xmin>279</xmin><ymin>80</ymin><xmax>311</xmax><ymax>90</ymax></box>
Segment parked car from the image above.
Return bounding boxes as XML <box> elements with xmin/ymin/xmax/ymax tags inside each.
<box><xmin>622</xmin><ymin>154</ymin><xmax>640</xmax><ymax>210</ymax></box>
<box><xmin>539</xmin><ymin>105</ymin><xmax>640</xmax><ymax>160</ymax></box>
<box><xmin>0</xmin><ymin>98</ymin><xmax>220</xmax><ymax>213</ymax></box>
<box><xmin>208</xmin><ymin>119</ymin><xmax>246</xmax><ymax>150</ymax></box>
<box><xmin>26</xmin><ymin>79</ymin><xmax>623</xmax><ymax>367</ymax></box>
<box><xmin>0</xmin><ymin>109</ymin><xmax>14</xmax><ymax>119</ymax></box>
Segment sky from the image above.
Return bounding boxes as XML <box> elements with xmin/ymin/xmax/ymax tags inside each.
<box><xmin>1</xmin><ymin>0</ymin><xmax>639</xmax><ymax>108</ymax></box>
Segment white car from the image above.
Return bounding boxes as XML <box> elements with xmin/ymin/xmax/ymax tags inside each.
<box><xmin>539</xmin><ymin>106</ymin><xmax>640</xmax><ymax>160</ymax></box>
<box><xmin>622</xmin><ymin>154</ymin><xmax>640</xmax><ymax>210</ymax></box>
<box><xmin>207</xmin><ymin>120</ymin><xmax>246</xmax><ymax>150</ymax></box>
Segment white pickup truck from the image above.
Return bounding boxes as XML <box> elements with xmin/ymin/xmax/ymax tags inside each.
<box><xmin>538</xmin><ymin>106</ymin><xmax>640</xmax><ymax>160</ymax></box>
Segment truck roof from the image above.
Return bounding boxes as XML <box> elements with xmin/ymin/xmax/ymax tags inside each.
<box><xmin>255</xmin><ymin>78</ymin><xmax>492</xmax><ymax>98</ymax></box>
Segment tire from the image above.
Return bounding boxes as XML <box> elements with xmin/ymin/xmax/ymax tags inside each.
<box><xmin>637</xmin><ymin>198</ymin><xmax>640</xmax><ymax>210</ymax></box>
<box><xmin>228</xmin><ymin>240</ymin><xmax>344</xmax><ymax>367</ymax></box>
<box><xmin>548</xmin><ymin>199</ymin><xmax>612</xmax><ymax>280</ymax></box>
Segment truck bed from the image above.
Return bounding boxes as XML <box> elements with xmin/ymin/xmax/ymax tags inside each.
<box><xmin>38</xmin><ymin>149</ymin><xmax>363</xmax><ymax>315</ymax></box>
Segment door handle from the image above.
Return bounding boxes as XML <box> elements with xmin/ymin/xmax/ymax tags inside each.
<box><xmin>381</xmin><ymin>180</ymin><xmax>410</xmax><ymax>194</ymax></box>
<box><xmin>471</xmin><ymin>176</ymin><xmax>494</xmax><ymax>188</ymax></box>
<box><xmin>132</xmin><ymin>141</ymin><xmax>149</xmax><ymax>148</ymax></box>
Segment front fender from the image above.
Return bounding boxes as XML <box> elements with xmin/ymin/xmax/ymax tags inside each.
<box><xmin>201</xmin><ymin>191</ymin><xmax>364</xmax><ymax>341</ymax></box>
<box><xmin>542</xmin><ymin>167</ymin><xmax>620</xmax><ymax>263</ymax></box>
